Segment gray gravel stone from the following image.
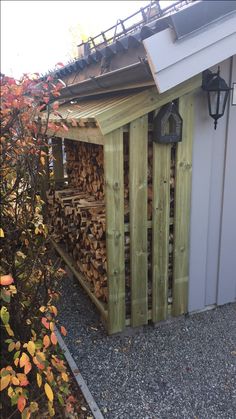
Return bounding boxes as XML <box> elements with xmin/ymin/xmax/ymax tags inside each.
<box><xmin>57</xmin><ymin>273</ymin><xmax>236</xmax><ymax>419</ymax></box>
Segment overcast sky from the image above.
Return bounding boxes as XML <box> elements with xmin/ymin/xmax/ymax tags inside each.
<box><xmin>1</xmin><ymin>1</ymin><xmax>174</xmax><ymax>78</ymax></box>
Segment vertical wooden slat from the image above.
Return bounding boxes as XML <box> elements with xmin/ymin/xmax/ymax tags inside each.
<box><xmin>129</xmin><ymin>116</ymin><xmax>148</xmax><ymax>327</ymax></box>
<box><xmin>39</xmin><ymin>141</ymin><xmax>49</xmax><ymax>203</ymax></box>
<box><xmin>104</xmin><ymin>128</ymin><xmax>125</xmax><ymax>334</ymax></box>
<box><xmin>152</xmin><ymin>142</ymin><xmax>171</xmax><ymax>322</ymax></box>
<box><xmin>52</xmin><ymin>137</ymin><xmax>64</xmax><ymax>186</ymax></box>
<box><xmin>172</xmin><ymin>93</ymin><xmax>194</xmax><ymax>316</ymax></box>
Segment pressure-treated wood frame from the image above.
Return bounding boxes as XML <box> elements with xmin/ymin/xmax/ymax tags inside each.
<box><xmin>49</xmin><ymin>83</ymin><xmax>196</xmax><ymax>334</ymax></box>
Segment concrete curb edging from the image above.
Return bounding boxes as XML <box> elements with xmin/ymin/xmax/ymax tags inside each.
<box><xmin>55</xmin><ymin>327</ymin><xmax>104</xmax><ymax>419</ymax></box>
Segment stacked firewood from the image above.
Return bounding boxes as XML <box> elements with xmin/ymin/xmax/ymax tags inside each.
<box><xmin>65</xmin><ymin>140</ymin><xmax>104</xmax><ymax>200</ymax></box>
<box><xmin>47</xmin><ymin>140</ymin><xmax>176</xmax><ymax>306</ymax></box>
<box><xmin>47</xmin><ymin>188</ymin><xmax>108</xmax><ymax>301</ymax></box>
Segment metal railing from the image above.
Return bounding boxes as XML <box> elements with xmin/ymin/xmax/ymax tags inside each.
<box><xmin>77</xmin><ymin>0</ymin><xmax>192</xmax><ymax>54</ymax></box>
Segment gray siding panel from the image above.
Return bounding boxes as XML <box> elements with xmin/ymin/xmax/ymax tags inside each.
<box><xmin>189</xmin><ymin>58</ymin><xmax>231</xmax><ymax>312</ymax></box>
<box><xmin>205</xmin><ymin>60</ymin><xmax>230</xmax><ymax>305</ymax></box>
<box><xmin>218</xmin><ymin>56</ymin><xmax>236</xmax><ymax>305</ymax></box>
<box><xmin>189</xmin><ymin>89</ymin><xmax>212</xmax><ymax>312</ymax></box>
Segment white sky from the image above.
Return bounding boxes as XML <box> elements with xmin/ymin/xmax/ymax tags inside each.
<box><xmin>1</xmin><ymin>1</ymin><xmax>175</xmax><ymax>79</ymax></box>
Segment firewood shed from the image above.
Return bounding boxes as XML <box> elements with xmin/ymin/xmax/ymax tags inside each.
<box><xmin>45</xmin><ymin>81</ymin><xmax>195</xmax><ymax>333</ymax></box>
<box><xmin>45</xmin><ymin>0</ymin><xmax>236</xmax><ymax>334</ymax></box>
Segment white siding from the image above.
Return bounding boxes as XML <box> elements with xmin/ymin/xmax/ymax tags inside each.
<box><xmin>143</xmin><ymin>14</ymin><xmax>236</xmax><ymax>93</ymax></box>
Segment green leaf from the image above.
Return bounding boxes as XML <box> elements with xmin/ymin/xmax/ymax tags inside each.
<box><xmin>35</xmin><ymin>340</ymin><xmax>43</xmax><ymax>350</ymax></box>
<box><xmin>1</xmin><ymin>370</ymin><xmax>12</xmax><ymax>377</ymax></box>
<box><xmin>1</xmin><ymin>289</ymin><xmax>11</xmax><ymax>303</ymax></box>
<box><xmin>5</xmin><ymin>339</ymin><xmax>13</xmax><ymax>344</ymax></box>
<box><xmin>11</xmin><ymin>393</ymin><xmax>19</xmax><ymax>406</ymax></box>
<box><xmin>1</xmin><ymin>306</ymin><xmax>10</xmax><ymax>324</ymax></box>
<box><xmin>8</xmin><ymin>342</ymin><xmax>15</xmax><ymax>352</ymax></box>
<box><xmin>13</xmin><ymin>350</ymin><xmax>21</xmax><ymax>360</ymax></box>
<box><xmin>59</xmin><ymin>385</ymin><xmax>69</xmax><ymax>395</ymax></box>
<box><xmin>57</xmin><ymin>394</ymin><xmax>64</xmax><ymax>406</ymax></box>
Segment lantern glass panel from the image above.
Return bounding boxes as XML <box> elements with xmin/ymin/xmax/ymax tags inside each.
<box><xmin>208</xmin><ymin>90</ymin><xmax>228</xmax><ymax>118</ymax></box>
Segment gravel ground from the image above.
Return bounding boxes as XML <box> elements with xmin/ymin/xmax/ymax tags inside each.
<box><xmin>57</xmin><ymin>272</ymin><xmax>236</xmax><ymax>419</ymax></box>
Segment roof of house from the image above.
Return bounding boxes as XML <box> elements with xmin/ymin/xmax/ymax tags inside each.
<box><xmin>46</xmin><ymin>0</ymin><xmax>236</xmax><ymax>100</ymax></box>
<box><xmin>46</xmin><ymin>1</ymin><xmax>192</xmax><ymax>79</ymax></box>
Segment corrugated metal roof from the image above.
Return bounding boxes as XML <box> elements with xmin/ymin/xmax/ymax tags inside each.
<box><xmin>47</xmin><ymin>92</ymin><xmax>138</xmax><ymax>126</ymax></box>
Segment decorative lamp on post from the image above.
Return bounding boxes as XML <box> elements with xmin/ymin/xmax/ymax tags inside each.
<box><xmin>202</xmin><ymin>67</ymin><xmax>231</xmax><ymax>129</ymax></box>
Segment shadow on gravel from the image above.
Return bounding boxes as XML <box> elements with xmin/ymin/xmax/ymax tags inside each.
<box><xmin>57</xmin><ymin>272</ymin><xmax>236</xmax><ymax>419</ymax></box>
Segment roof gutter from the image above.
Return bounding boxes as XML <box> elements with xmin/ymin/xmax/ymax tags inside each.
<box><xmin>58</xmin><ymin>60</ymin><xmax>154</xmax><ymax>100</ymax></box>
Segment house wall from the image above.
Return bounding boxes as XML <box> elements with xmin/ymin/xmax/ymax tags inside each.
<box><xmin>188</xmin><ymin>57</ymin><xmax>236</xmax><ymax>312</ymax></box>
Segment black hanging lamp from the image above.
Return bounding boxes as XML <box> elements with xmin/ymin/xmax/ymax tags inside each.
<box><xmin>202</xmin><ymin>67</ymin><xmax>231</xmax><ymax>129</ymax></box>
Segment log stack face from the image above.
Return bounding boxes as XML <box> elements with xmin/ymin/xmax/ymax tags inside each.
<box><xmin>65</xmin><ymin>140</ymin><xmax>105</xmax><ymax>200</ymax></box>
<box><xmin>47</xmin><ymin>132</ymin><xmax>176</xmax><ymax>312</ymax></box>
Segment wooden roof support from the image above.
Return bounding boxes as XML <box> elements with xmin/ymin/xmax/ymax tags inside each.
<box><xmin>96</xmin><ymin>74</ymin><xmax>201</xmax><ymax>134</ymax></box>
<box><xmin>47</xmin><ymin>127</ymin><xmax>104</xmax><ymax>145</ymax></box>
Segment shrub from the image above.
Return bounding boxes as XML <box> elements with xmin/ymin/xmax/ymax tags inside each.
<box><xmin>0</xmin><ymin>73</ymin><xmax>73</xmax><ymax>417</ymax></box>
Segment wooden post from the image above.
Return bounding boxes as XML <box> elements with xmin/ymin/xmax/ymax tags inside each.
<box><xmin>129</xmin><ymin>116</ymin><xmax>148</xmax><ymax>327</ymax></box>
<box><xmin>39</xmin><ymin>140</ymin><xmax>49</xmax><ymax>203</ymax></box>
<box><xmin>52</xmin><ymin>137</ymin><xmax>64</xmax><ymax>187</ymax></box>
<box><xmin>152</xmin><ymin>142</ymin><xmax>171</xmax><ymax>322</ymax></box>
<box><xmin>172</xmin><ymin>93</ymin><xmax>194</xmax><ymax>316</ymax></box>
<box><xmin>104</xmin><ymin>129</ymin><xmax>125</xmax><ymax>334</ymax></box>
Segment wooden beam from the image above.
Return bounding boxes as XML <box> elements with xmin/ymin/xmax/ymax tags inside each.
<box><xmin>172</xmin><ymin>93</ymin><xmax>194</xmax><ymax>317</ymax></box>
<box><xmin>51</xmin><ymin>239</ymin><xmax>108</xmax><ymax>321</ymax></box>
<box><xmin>97</xmin><ymin>74</ymin><xmax>201</xmax><ymax>135</ymax></box>
<box><xmin>152</xmin><ymin>142</ymin><xmax>171</xmax><ymax>323</ymax></box>
<box><xmin>129</xmin><ymin>116</ymin><xmax>148</xmax><ymax>327</ymax></box>
<box><xmin>52</xmin><ymin>138</ymin><xmax>64</xmax><ymax>186</ymax></box>
<box><xmin>104</xmin><ymin>129</ymin><xmax>125</xmax><ymax>334</ymax></box>
<box><xmin>48</xmin><ymin>127</ymin><xmax>104</xmax><ymax>145</ymax></box>
<box><xmin>39</xmin><ymin>142</ymin><xmax>49</xmax><ymax>203</ymax></box>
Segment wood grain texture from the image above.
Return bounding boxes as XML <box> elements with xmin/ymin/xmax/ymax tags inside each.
<box><xmin>129</xmin><ymin>116</ymin><xmax>148</xmax><ymax>327</ymax></box>
<box><xmin>172</xmin><ymin>93</ymin><xmax>194</xmax><ymax>316</ymax></box>
<box><xmin>52</xmin><ymin>137</ymin><xmax>64</xmax><ymax>185</ymax></box>
<box><xmin>104</xmin><ymin>129</ymin><xmax>126</xmax><ymax>334</ymax></box>
<box><xmin>97</xmin><ymin>75</ymin><xmax>201</xmax><ymax>135</ymax></box>
<box><xmin>48</xmin><ymin>128</ymin><xmax>104</xmax><ymax>145</ymax></box>
<box><xmin>152</xmin><ymin>142</ymin><xmax>171</xmax><ymax>322</ymax></box>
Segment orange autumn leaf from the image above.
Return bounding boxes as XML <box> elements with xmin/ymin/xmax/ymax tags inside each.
<box><xmin>16</xmin><ymin>373</ymin><xmax>29</xmax><ymax>387</ymax></box>
<box><xmin>52</xmin><ymin>101</ymin><xmax>59</xmax><ymax>111</ymax></box>
<box><xmin>19</xmin><ymin>352</ymin><xmax>29</xmax><ymax>368</ymax></box>
<box><xmin>35</xmin><ymin>351</ymin><xmax>46</xmax><ymax>363</ymax></box>
<box><xmin>24</xmin><ymin>361</ymin><xmax>32</xmax><ymax>375</ymax></box>
<box><xmin>0</xmin><ymin>274</ymin><xmax>14</xmax><ymax>286</ymax></box>
<box><xmin>61</xmin><ymin>372</ymin><xmax>69</xmax><ymax>382</ymax></box>
<box><xmin>50</xmin><ymin>305</ymin><xmax>58</xmax><ymax>316</ymax></box>
<box><xmin>0</xmin><ymin>374</ymin><xmax>11</xmax><ymax>391</ymax></box>
<box><xmin>43</xmin><ymin>335</ymin><xmax>50</xmax><ymax>349</ymax></box>
<box><xmin>61</xmin><ymin>123</ymin><xmax>69</xmax><ymax>132</ymax></box>
<box><xmin>11</xmin><ymin>376</ymin><xmax>20</xmax><ymax>386</ymax></box>
<box><xmin>71</xmin><ymin>118</ymin><xmax>77</xmax><ymax>127</ymax></box>
<box><xmin>14</xmin><ymin>358</ymin><xmax>19</xmax><ymax>367</ymax></box>
<box><xmin>41</xmin><ymin>317</ymin><xmax>50</xmax><ymax>329</ymax></box>
<box><xmin>49</xmin><ymin>322</ymin><xmax>54</xmax><ymax>332</ymax></box>
<box><xmin>17</xmin><ymin>395</ymin><xmax>26</xmax><ymax>413</ymax></box>
<box><xmin>60</xmin><ymin>326</ymin><xmax>67</xmax><ymax>336</ymax></box>
<box><xmin>50</xmin><ymin>332</ymin><xmax>57</xmax><ymax>345</ymax></box>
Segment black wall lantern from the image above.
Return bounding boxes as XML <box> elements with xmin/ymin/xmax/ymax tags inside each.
<box><xmin>153</xmin><ymin>101</ymin><xmax>183</xmax><ymax>144</ymax></box>
<box><xmin>202</xmin><ymin>67</ymin><xmax>231</xmax><ymax>129</ymax></box>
